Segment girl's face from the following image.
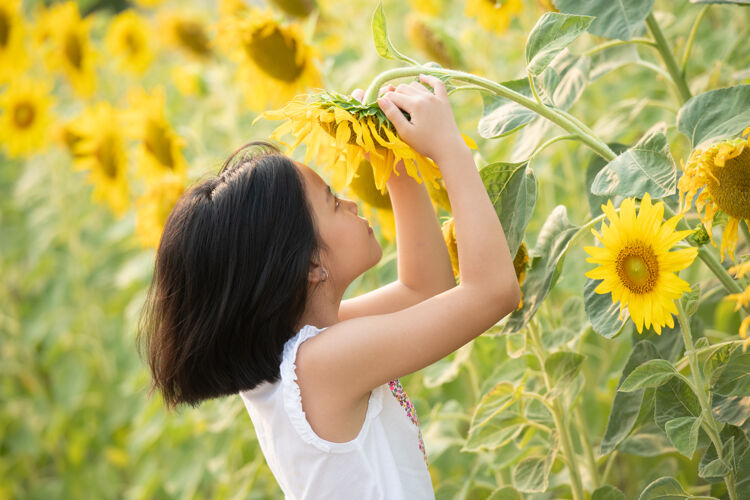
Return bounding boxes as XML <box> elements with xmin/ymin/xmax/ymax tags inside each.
<box><xmin>295</xmin><ymin>162</ymin><xmax>382</xmax><ymax>289</ymax></box>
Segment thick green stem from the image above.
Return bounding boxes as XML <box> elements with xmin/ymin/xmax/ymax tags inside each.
<box><xmin>681</xmin><ymin>5</ymin><xmax>710</xmax><ymax>75</ymax></box>
<box><xmin>574</xmin><ymin>406</ymin><xmax>601</xmax><ymax>489</ymax></box>
<box><xmin>363</xmin><ymin>66</ymin><xmax>617</xmax><ymax>161</ymax></box>
<box><xmin>528</xmin><ymin>134</ymin><xmax>580</xmax><ymax>163</ymax></box>
<box><xmin>676</xmin><ymin>301</ymin><xmax>738</xmax><ymax>500</ymax></box>
<box><xmin>645</xmin><ymin>13</ymin><xmax>692</xmax><ymax>104</ymax></box>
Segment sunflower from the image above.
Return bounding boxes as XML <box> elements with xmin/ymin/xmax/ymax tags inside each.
<box><xmin>37</xmin><ymin>2</ymin><xmax>97</xmax><ymax>97</ymax></box>
<box><xmin>268</xmin><ymin>0</ymin><xmax>317</xmax><ymax>18</ymax></box>
<box><xmin>258</xmin><ymin>91</ymin><xmax>449</xmax><ymax>197</ymax></box>
<box><xmin>123</xmin><ymin>86</ymin><xmax>187</xmax><ymax>181</ymax></box>
<box><xmin>679</xmin><ymin>127</ymin><xmax>750</xmax><ymax>262</ymax></box>
<box><xmin>135</xmin><ymin>173</ymin><xmax>186</xmax><ymax>248</ymax></box>
<box><xmin>465</xmin><ymin>0</ymin><xmax>523</xmax><ymax>34</ymax></box>
<box><xmin>0</xmin><ymin>78</ymin><xmax>54</xmax><ymax>158</ymax></box>
<box><xmin>584</xmin><ymin>194</ymin><xmax>698</xmax><ymax>335</ymax></box>
<box><xmin>105</xmin><ymin>9</ymin><xmax>154</xmax><ymax>75</ymax></box>
<box><xmin>405</xmin><ymin>14</ymin><xmax>462</xmax><ymax>70</ymax></box>
<box><xmin>0</xmin><ymin>0</ymin><xmax>28</xmax><ymax>83</ymax></box>
<box><xmin>158</xmin><ymin>10</ymin><xmax>213</xmax><ymax>60</ymax></box>
<box><xmin>170</xmin><ymin>65</ymin><xmax>204</xmax><ymax>97</ymax></box>
<box><xmin>68</xmin><ymin>102</ymin><xmax>130</xmax><ymax>217</ymax></box>
<box><xmin>216</xmin><ymin>7</ymin><xmax>322</xmax><ymax>111</ymax></box>
<box><xmin>409</xmin><ymin>0</ymin><xmax>442</xmax><ymax>17</ymax></box>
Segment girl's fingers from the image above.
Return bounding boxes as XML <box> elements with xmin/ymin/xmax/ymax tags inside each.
<box><xmin>377</xmin><ymin>95</ymin><xmax>412</xmax><ymax>132</ymax></box>
<box><xmin>395</xmin><ymin>83</ymin><xmax>421</xmax><ymax>96</ymax></box>
<box><xmin>378</xmin><ymin>84</ymin><xmax>395</xmax><ymax>97</ymax></box>
<box><xmin>409</xmin><ymin>81</ymin><xmax>430</xmax><ymax>94</ymax></box>
<box><xmin>418</xmin><ymin>74</ymin><xmax>447</xmax><ymax>99</ymax></box>
<box><xmin>380</xmin><ymin>91</ymin><xmax>415</xmax><ymax>113</ymax></box>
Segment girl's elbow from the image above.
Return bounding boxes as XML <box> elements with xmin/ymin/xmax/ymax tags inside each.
<box><xmin>492</xmin><ymin>280</ymin><xmax>522</xmax><ymax>317</ymax></box>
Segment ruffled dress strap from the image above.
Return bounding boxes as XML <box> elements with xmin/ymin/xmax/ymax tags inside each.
<box><xmin>279</xmin><ymin>324</ymin><xmax>384</xmax><ymax>453</ymax></box>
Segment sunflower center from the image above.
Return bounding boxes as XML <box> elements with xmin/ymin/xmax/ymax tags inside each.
<box><xmin>706</xmin><ymin>147</ymin><xmax>750</xmax><ymax>220</ymax></box>
<box><xmin>176</xmin><ymin>21</ymin><xmax>211</xmax><ymax>56</ymax></box>
<box><xmin>96</xmin><ymin>135</ymin><xmax>120</xmax><ymax>179</ymax></box>
<box><xmin>64</xmin><ymin>32</ymin><xmax>83</xmax><ymax>70</ymax></box>
<box><xmin>145</xmin><ymin>120</ymin><xmax>176</xmax><ymax>169</ymax></box>
<box><xmin>13</xmin><ymin>102</ymin><xmax>35</xmax><ymax>129</ymax></box>
<box><xmin>124</xmin><ymin>31</ymin><xmax>141</xmax><ymax>54</ymax></box>
<box><xmin>0</xmin><ymin>9</ymin><xmax>10</xmax><ymax>48</ymax></box>
<box><xmin>615</xmin><ymin>242</ymin><xmax>659</xmax><ymax>294</ymax></box>
<box><xmin>246</xmin><ymin>25</ymin><xmax>305</xmax><ymax>82</ymax></box>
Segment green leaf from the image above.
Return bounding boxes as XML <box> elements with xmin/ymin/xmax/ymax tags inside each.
<box><xmin>713</xmin><ymin>352</ymin><xmax>750</xmax><ymax>397</ymax></box>
<box><xmin>711</xmin><ymin>393</ymin><xmax>750</xmax><ymax>426</ymax></box>
<box><xmin>584</xmin><ymin>277</ymin><xmax>628</xmax><ymax>339</ymax></box>
<box><xmin>619</xmin><ymin>359</ymin><xmax>678</xmax><ymax>392</ymax></box>
<box><xmin>480</xmin><ymin>162</ymin><xmax>537</xmax><ymax>258</ymax></box>
<box><xmin>506</xmin><ymin>331</ymin><xmax>526</xmax><ymax>358</ymax></box>
<box><xmin>464</xmin><ymin>384</ymin><xmax>526</xmax><ymax>452</ymax></box>
<box><xmin>505</xmin><ymin>206</ymin><xmax>579</xmax><ymax>334</ymax></box>
<box><xmin>371</xmin><ymin>3</ymin><xmax>416</xmax><ymax>64</ymax></box>
<box><xmin>592</xmin><ymin>485</ymin><xmax>626</xmax><ymax>500</ymax></box>
<box><xmin>680</xmin><ymin>284</ymin><xmax>701</xmax><ymax>318</ymax></box>
<box><xmin>600</xmin><ymin>340</ymin><xmax>661</xmax><ymax>454</ymax></box>
<box><xmin>585</xmin><ymin>143</ymin><xmax>629</xmax><ymax>217</ymax></box>
<box><xmin>487</xmin><ymin>487</ymin><xmax>523</xmax><ymax>500</ymax></box>
<box><xmin>665</xmin><ymin>416</ymin><xmax>701</xmax><ymax>458</ymax></box>
<box><xmin>554</xmin><ymin>0</ymin><xmax>655</xmax><ymax>41</ymax></box>
<box><xmin>478</xmin><ymin>79</ymin><xmax>537</xmax><ymax>139</ymax></box>
<box><xmin>637</xmin><ymin>476</ymin><xmax>716</xmax><ymax>499</ymax></box>
<box><xmin>619</xmin><ymin>423</ymin><xmax>676</xmax><ymax>456</ymax></box>
<box><xmin>677</xmin><ymin>84</ymin><xmax>750</xmax><ymax>148</ymax></box>
<box><xmin>544</xmin><ymin>352</ymin><xmax>585</xmax><ymax>397</ymax></box>
<box><xmin>654</xmin><ymin>378</ymin><xmax>701</xmax><ymax>430</ymax></box>
<box><xmin>591</xmin><ymin>122</ymin><xmax>676</xmax><ymax>199</ymax></box>
<box><xmin>525</xmin><ymin>13</ymin><xmax>594</xmax><ymax>76</ymax></box>
<box><xmin>422</xmin><ymin>343</ymin><xmax>472</xmax><ymax>388</ymax></box>
<box><xmin>511</xmin><ymin>438</ymin><xmax>558</xmax><ymax>493</ymax></box>
<box><xmin>544</xmin><ymin>51</ymin><xmax>591</xmax><ymax>111</ymax></box>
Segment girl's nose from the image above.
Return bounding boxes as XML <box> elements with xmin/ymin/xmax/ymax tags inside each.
<box><xmin>344</xmin><ymin>198</ymin><xmax>358</xmax><ymax>214</ymax></box>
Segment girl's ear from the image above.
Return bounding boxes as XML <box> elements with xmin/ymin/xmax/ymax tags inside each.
<box><xmin>308</xmin><ymin>261</ymin><xmax>326</xmax><ymax>284</ymax></box>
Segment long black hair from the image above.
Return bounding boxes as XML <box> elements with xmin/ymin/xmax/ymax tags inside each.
<box><xmin>136</xmin><ymin>141</ymin><xmax>327</xmax><ymax>410</ymax></box>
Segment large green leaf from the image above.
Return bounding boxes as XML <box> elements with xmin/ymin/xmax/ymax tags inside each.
<box><xmin>712</xmin><ymin>393</ymin><xmax>750</xmax><ymax>426</ymax></box>
<box><xmin>637</xmin><ymin>476</ymin><xmax>717</xmax><ymax>499</ymax></box>
<box><xmin>584</xmin><ymin>277</ymin><xmax>628</xmax><ymax>339</ymax></box>
<box><xmin>371</xmin><ymin>3</ymin><xmax>415</xmax><ymax>64</ymax></box>
<box><xmin>544</xmin><ymin>352</ymin><xmax>585</xmax><ymax>398</ymax></box>
<box><xmin>480</xmin><ymin>162</ymin><xmax>537</xmax><ymax>258</ymax></box>
<box><xmin>505</xmin><ymin>206</ymin><xmax>579</xmax><ymax>334</ymax></box>
<box><xmin>511</xmin><ymin>437</ymin><xmax>558</xmax><ymax>493</ymax></box>
<box><xmin>712</xmin><ymin>352</ymin><xmax>750</xmax><ymax>397</ymax></box>
<box><xmin>545</xmin><ymin>51</ymin><xmax>591</xmax><ymax>110</ymax></box>
<box><xmin>585</xmin><ymin>143</ymin><xmax>629</xmax><ymax>217</ymax></box>
<box><xmin>422</xmin><ymin>343</ymin><xmax>473</xmax><ymax>388</ymax></box>
<box><xmin>618</xmin><ymin>424</ymin><xmax>676</xmax><ymax>457</ymax></box>
<box><xmin>525</xmin><ymin>12</ymin><xmax>594</xmax><ymax>76</ymax></box>
<box><xmin>478</xmin><ymin>79</ymin><xmax>537</xmax><ymax>139</ymax></box>
<box><xmin>665</xmin><ymin>416</ymin><xmax>701</xmax><ymax>458</ymax></box>
<box><xmin>591</xmin><ymin>123</ymin><xmax>676</xmax><ymax>199</ymax></box>
<box><xmin>600</xmin><ymin>340</ymin><xmax>661</xmax><ymax>454</ymax></box>
<box><xmin>676</xmin><ymin>84</ymin><xmax>750</xmax><ymax>148</ymax></box>
<box><xmin>464</xmin><ymin>384</ymin><xmax>526</xmax><ymax>452</ymax></box>
<box><xmin>554</xmin><ymin>0</ymin><xmax>655</xmax><ymax>41</ymax></box>
<box><xmin>619</xmin><ymin>359</ymin><xmax>678</xmax><ymax>392</ymax></box>
<box><xmin>654</xmin><ymin>378</ymin><xmax>701</xmax><ymax>430</ymax></box>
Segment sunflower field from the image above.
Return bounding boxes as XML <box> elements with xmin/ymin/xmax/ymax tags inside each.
<box><xmin>2</xmin><ymin>0</ymin><xmax>750</xmax><ymax>498</ymax></box>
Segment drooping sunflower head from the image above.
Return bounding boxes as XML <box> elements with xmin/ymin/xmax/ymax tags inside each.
<box><xmin>217</xmin><ymin>7</ymin><xmax>321</xmax><ymax>111</ymax></box>
<box><xmin>465</xmin><ymin>0</ymin><xmax>523</xmax><ymax>34</ymax></box>
<box><xmin>258</xmin><ymin>91</ymin><xmax>444</xmax><ymax>197</ymax></box>
<box><xmin>159</xmin><ymin>10</ymin><xmax>213</xmax><ymax>60</ymax></box>
<box><xmin>584</xmin><ymin>193</ymin><xmax>699</xmax><ymax>335</ymax></box>
<box><xmin>679</xmin><ymin>127</ymin><xmax>750</xmax><ymax>262</ymax></box>
<box><xmin>0</xmin><ymin>77</ymin><xmax>54</xmax><ymax>158</ymax></box>
<box><xmin>67</xmin><ymin>101</ymin><xmax>130</xmax><ymax>217</ymax></box>
<box><xmin>105</xmin><ymin>9</ymin><xmax>154</xmax><ymax>75</ymax></box>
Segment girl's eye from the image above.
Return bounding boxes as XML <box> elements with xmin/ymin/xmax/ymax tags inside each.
<box><xmin>335</xmin><ymin>197</ymin><xmax>340</xmax><ymax>209</ymax></box>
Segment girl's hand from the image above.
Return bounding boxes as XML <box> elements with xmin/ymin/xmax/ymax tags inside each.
<box><xmin>376</xmin><ymin>74</ymin><xmax>466</xmax><ymax>164</ymax></box>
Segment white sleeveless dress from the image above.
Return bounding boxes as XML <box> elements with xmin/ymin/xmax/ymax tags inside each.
<box><xmin>238</xmin><ymin>324</ymin><xmax>435</xmax><ymax>499</ymax></box>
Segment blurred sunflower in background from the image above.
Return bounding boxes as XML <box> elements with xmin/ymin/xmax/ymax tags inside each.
<box><xmin>0</xmin><ymin>0</ymin><xmax>28</xmax><ymax>83</ymax></box>
<box><xmin>135</xmin><ymin>173</ymin><xmax>186</xmax><ymax>248</ymax></box>
<box><xmin>584</xmin><ymin>194</ymin><xmax>698</xmax><ymax>334</ymax></box>
<box><xmin>36</xmin><ymin>1</ymin><xmax>97</xmax><ymax>97</ymax></box>
<box><xmin>105</xmin><ymin>9</ymin><xmax>154</xmax><ymax>75</ymax></box>
<box><xmin>678</xmin><ymin>127</ymin><xmax>750</xmax><ymax>262</ymax></box>
<box><xmin>158</xmin><ymin>9</ymin><xmax>213</xmax><ymax>60</ymax></box>
<box><xmin>0</xmin><ymin>78</ymin><xmax>54</xmax><ymax>158</ymax></box>
<box><xmin>67</xmin><ymin>102</ymin><xmax>130</xmax><ymax>217</ymax></box>
<box><xmin>405</xmin><ymin>14</ymin><xmax>463</xmax><ymax>70</ymax></box>
<box><xmin>216</xmin><ymin>7</ymin><xmax>322</xmax><ymax>111</ymax></box>
<box><xmin>124</xmin><ymin>86</ymin><xmax>187</xmax><ymax>181</ymax></box>
<box><xmin>465</xmin><ymin>0</ymin><xmax>523</xmax><ymax>34</ymax></box>
<box><xmin>268</xmin><ymin>0</ymin><xmax>318</xmax><ymax>18</ymax></box>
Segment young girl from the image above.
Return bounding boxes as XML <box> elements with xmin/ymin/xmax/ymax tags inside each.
<box><xmin>138</xmin><ymin>74</ymin><xmax>520</xmax><ymax>499</ymax></box>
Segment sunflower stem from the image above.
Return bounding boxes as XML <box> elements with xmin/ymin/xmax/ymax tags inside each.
<box><xmin>681</xmin><ymin>5</ymin><xmax>710</xmax><ymax>76</ymax></box>
<box><xmin>363</xmin><ymin>66</ymin><xmax>618</xmax><ymax>162</ymax></box>
<box><xmin>645</xmin><ymin>13</ymin><xmax>692</xmax><ymax>105</ymax></box>
<box><xmin>528</xmin><ymin>74</ymin><xmax>543</xmax><ymax>106</ymax></box>
<box><xmin>573</xmin><ymin>405</ymin><xmax>601</xmax><ymax>489</ymax></box>
<box><xmin>527</xmin><ymin>134</ymin><xmax>580</xmax><ymax>164</ymax></box>
<box><xmin>675</xmin><ymin>301</ymin><xmax>738</xmax><ymax>500</ymax></box>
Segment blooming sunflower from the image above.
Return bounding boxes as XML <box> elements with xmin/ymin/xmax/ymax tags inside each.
<box><xmin>36</xmin><ymin>2</ymin><xmax>97</xmax><ymax>97</ymax></box>
<box><xmin>123</xmin><ymin>86</ymin><xmax>187</xmax><ymax>181</ymax></box>
<box><xmin>158</xmin><ymin>10</ymin><xmax>213</xmax><ymax>60</ymax></box>
<box><xmin>465</xmin><ymin>0</ymin><xmax>523</xmax><ymax>35</ymax></box>
<box><xmin>0</xmin><ymin>0</ymin><xmax>28</xmax><ymax>83</ymax></box>
<box><xmin>216</xmin><ymin>7</ymin><xmax>321</xmax><ymax>111</ymax></box>
<box><xmin>135</xmin><ymin>173</ymin><xmax>186</xmax><ymax>248</ymax></box>
<box><xmin>678</xmin><ymin>127</ymin><xmax>750</xmax><ymax>262</ymax></box>
<box><xmin>584</xmin><ymin>194</ymin><xmax>698</xmax><ymax>335</ymax></box>
<box><xmin>0</xmin><ymin>78</ymin><xmax>54</xmax><ymax>158</ymax></box>
<box><xmin>67</xmin><ymin>102</ymin><xmax>130</xmax><ymax>217</ymax></box>
<box><xmin>258</xmin><ymin>91</ymin><xmax>449</xmax><ymax>196</ymax></box>
<box><xmin>105</xmin><ymin>9</ymin><xmax>154</xmax><ymax>75</ymax></box>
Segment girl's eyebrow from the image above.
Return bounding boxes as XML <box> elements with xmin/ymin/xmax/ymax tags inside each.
<box><xmin>325</xmin><ymin>185</ymin><xmax>332</xmax><ymax>203</ymax></box>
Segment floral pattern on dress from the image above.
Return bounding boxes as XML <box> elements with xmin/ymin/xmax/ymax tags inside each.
<box><xmin>388</xmin><ymin>378</ymin><xmax>427</xmax><ymax>465</ymax></box>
